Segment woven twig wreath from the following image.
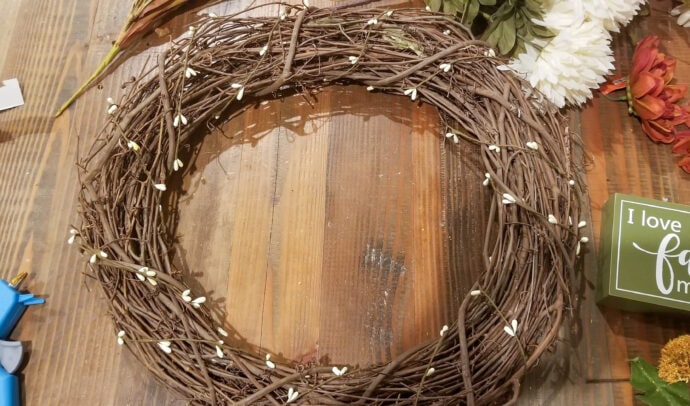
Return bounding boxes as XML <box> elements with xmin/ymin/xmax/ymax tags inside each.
<box><xmin>75</xmin><ymin>4</ymin><xmax>585</xmax><ymax>405</ymax></box>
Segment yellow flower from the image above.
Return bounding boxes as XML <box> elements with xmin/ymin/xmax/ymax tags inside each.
<box><xmin>658</xmin><ymin>335</ymin><xmax>690</xmax><ymax>383</ymax></box>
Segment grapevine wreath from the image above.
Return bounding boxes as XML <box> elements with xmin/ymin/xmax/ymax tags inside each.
<box><xmin>74</xmin><ymin>3</ymin><xmax>586</xmax><ymax>405</ymax></box>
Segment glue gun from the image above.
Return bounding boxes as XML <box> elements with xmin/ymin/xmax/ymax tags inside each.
<box><xmin>0</xmin><ymin>273</ymin><xmax>44</xmax><ymax>406</ymax></box>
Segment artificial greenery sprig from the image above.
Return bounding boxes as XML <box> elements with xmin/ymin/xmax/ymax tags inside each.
<box><xmin>424</xmin><ymin>0</ymin><xmax>552</xmax><ymax>56</ymax></box>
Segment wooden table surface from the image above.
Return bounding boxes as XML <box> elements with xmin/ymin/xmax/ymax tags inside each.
<box><xmin>2</xmin><ymin>0</ymin><xmax>690</xmax><ymax>404</ymax></box>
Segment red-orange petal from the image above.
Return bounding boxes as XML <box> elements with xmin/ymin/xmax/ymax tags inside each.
<box><xmin>634</xmin><ymin>94</ymin><xmax>666</xmax><ymax>120</ymax></box>
<box><xmin>641</xmin><ymin>118</ymin><xmax>675</xmax><ymax>143</ymax></box>
<box><xmin>632</xmin><ymin>36</ymin><xmax>660</xmax><ymax>78</ymax></box>
<box><xmin>600</xmin><ymin>76</ymin><xmax>628</xmax><ymax>95</ymax></box>
<box><xmin>661</xmin><ymin>85</ymin><xmax>687</xmax><ymax>104</ymax></box>
<box><xmin>673</xmin><ymin>134</ymin><xmax>690</xmax><ymax>153</ymax></box>
<box><xmin>630</xmin><ymin>72</ymin><xmax>662</xmax><ymax>98</ymax></box>
<box><xmin>677</xmin><ymin>154</ymin><xmax>690</xmax><ymax>173</ymax></box>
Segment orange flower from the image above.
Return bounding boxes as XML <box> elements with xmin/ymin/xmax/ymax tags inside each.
<box><xmin>628</xmin><ymin>36</ymin><xmax>690</xmax><ymax>143</ymax></box>
<box><xmin>601</xmin><ymin>36</ymin><xmax>690</xmax><ymax>172</ymax></box>
<box><xmin>658</xmin><ymin>334</ymin><xmax>690</xmax><ymax>383</ymax></box>
<box><xmin>672</xmin><ymin>131</ymin><xmax>690</xmax><ymax>172</ymax></box>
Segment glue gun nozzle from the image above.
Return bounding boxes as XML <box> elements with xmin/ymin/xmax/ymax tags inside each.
<box><xmin>9</xmin><ymin>272</ymin><xmax>27</xmax><ymax>288</ymax></box>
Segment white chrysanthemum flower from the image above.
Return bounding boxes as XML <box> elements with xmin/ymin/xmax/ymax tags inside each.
<box><xmin>671</xmin><ymin>3</ymin><xmax>690</xmax><ymax>28</ymax></box>
<box><xmin>508</xmin><ymin>21</ymin><xmax>614</xmax><ymax>107</ymax></box>
<box><xmin>538</xmin><ymin>0</ymin><xmax>646</xmax><ymax>32</ymax></box>
<box><xmin>582</xmin><ymin>0</ymin><xmax>647</xmax><ymax>32</ymax></box>
<box><xmin>538</xmin><ymin>0</ymin><xmax>587</xmax><ymax>31</ymax></box>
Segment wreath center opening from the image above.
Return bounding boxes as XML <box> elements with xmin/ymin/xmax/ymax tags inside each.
<box><xmin>172</xmin><ymin>86</ymin><xmax>490</xmax><ymax>366</ymax></box>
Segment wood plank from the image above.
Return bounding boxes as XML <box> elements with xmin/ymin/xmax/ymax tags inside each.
<box><xmin>4</xmin><ymin>0</ymin><xmax>690</xmax><ymax>404</ymax></box>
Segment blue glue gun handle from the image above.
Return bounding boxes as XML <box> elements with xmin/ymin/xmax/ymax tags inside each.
<box><xmin>0</xmin><ymin>368</ymin><xmax>18</xmax><ymax>406</ymax></box>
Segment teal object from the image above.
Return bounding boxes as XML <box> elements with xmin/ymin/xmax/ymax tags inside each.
<box><xmin>0</xmin><ymin>280</ymin><xmax>44</xmax><ymax>339</ymax></box>
<box><xmin>0</xmin><ymin>364</ymin><xmax>18</xmax><ymax>406</ymax></box>
<box><xmin>0</xmin><ymin>275</ymin><xmax>44</xmax><ymax>406</ymax></box>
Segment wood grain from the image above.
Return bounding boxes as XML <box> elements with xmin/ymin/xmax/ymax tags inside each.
<box><xmin>2</xmin><ymin>0</ymin><xmax>690</xmax><ymax>405</ymax></box>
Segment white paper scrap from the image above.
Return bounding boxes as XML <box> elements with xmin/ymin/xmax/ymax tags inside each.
<box><xmin>0</xmin><ymin>79</ymin><xmax>25</xmax><ymax>111</ymax></box>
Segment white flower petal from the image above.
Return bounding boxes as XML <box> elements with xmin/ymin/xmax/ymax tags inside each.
<box><xmin>185</xmin><ymin>67</ymin><xmax>197</xmax><ymax>78</ymax></box>
<box><xmin>439</xmin><ymin>325</ymin><xmax>449</xmax><ymax>336</ymax></box>
<box><xmin>107</xmin><ymin>104</ymin><xmax>118</xmax><ymax>115</ymax></box>
<box><xmin>287</xmin><ymin>387</ymin><xmax>299</xmax><ymax>403</ymax></box>
<box><xmin>216</xmin><ymin>345</ymin><xmax>224</xmax><ymax>358</ymax></box>
<box><xmin>502</xmin><ymin>193</ymin><xmax>516</xmax><ymax>204</ymax></box>
<box><xmin>127</xmin><ymin>140</ymin><xmax>140</xmax><ymax>151</ymax></box>
<box><xmin>182</xmin><ymin>289</ymin><xmax>192</xmax><ymax>301</ymax></box>
<box><xmin>158</xmin><ymin>341</ymin><xmax>172</xmax><ymax>354</ymax></box>
<box><xmin>580</xmin><ymin>236</ymin><xmax>589</xmax><ymax>243</ymax></box>
<box><xmin>332</xmin><ymin>366</ymin><xmax>348</xmax><ymax>376</ymax></box>
<box><xmin>548</xmin><ymin>214</ymin><xmax>558</xmax><ymax>224</ymax></box>
<box><xmin>217</xmin><ymin>327</ymin><xmax>228</xmax><ymax>337</ymax></box>
<box><xmin>503</xmin><ymin>324</ymin><xmax>515</xmax><ymax>337</ymax></box>
<box><xmin>367</xmin><ymin>18</ymin><xmax>378</xmax><ymax>25</ymax></box>
<box><xmin>173</xmin><ymin>113</ymin><xmax>188</xmax><ymax>127</ymax></box>
<box><xmin>154</xmin><ymin>183</ymin><xmax>167</xmax><ymax>191</ymax></box>
<box><xmin>525</xmin><ymin>141</ymin><xmax>539</xmax><ymax>150</ymax></box>
<box><xmin>470</xmin><ymin>290</ymin><xmax>481</xmax><ymax>296</ymax></box>
<box><xmin>578</xmin><ymin>220</ymin><xmax>587</xmax><ymax>228</ymax></box>
<box><xmin>266</xmin><ymin>359</ymin><xmax>276</xmax><ymax>369</ymax></box>
<box><xmin>147</xmin><ymin>277</ymin><xmax>158</xmax><ymax>286</ymax></box>
<box><xmin>259</xmin><ymin>44</ymin><xmax>268</xmax><ymax>56</ymax></box>
<box><xmin>425</xmin><ymin>367</ymin><xmax>435</xmax><ymax>376</ymax></box>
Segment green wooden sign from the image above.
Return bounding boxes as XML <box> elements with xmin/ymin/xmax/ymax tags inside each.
<box><xmin>598</xmin><ymin>193</ymin><xmax>690</xmax><ymax>312</ymax></box>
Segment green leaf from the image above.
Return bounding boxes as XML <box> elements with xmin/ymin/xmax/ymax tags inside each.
<box><xmin>382</xmin><ymin>28</ymin><xmax>426</xmax><ymax>57</ymax></box>
<box><xmin>630</xmin><ymin>357</ymin><xmax>690</xmax><ymax>406</ymax></box>
<box><xmin>491</xmin><ymin>0</ymin><xmax>518</xmax><ymax>19</ymax></box>
<box><xmin>478</xmin><ymin>0</ymin><xmax>496</xmax><ymax>5</ymax></box>
<box><xmin>461</xmin><ymin>0</ymin><xmax>480</xmax><ymax>25</ymax></box>
<box><xmin>484</xmin><ymin>15</ymin><xmax>516</xmax><ymax>55</ymax></box>
<box><xmin>426</xmin><ymin>0</ymin><xmax>443</xmax><ymax>12</ymax></box>
<box><xmin>443</xmin><ymin>0</ymin><xmax>461</xmax><ymax>16</ymax></box>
